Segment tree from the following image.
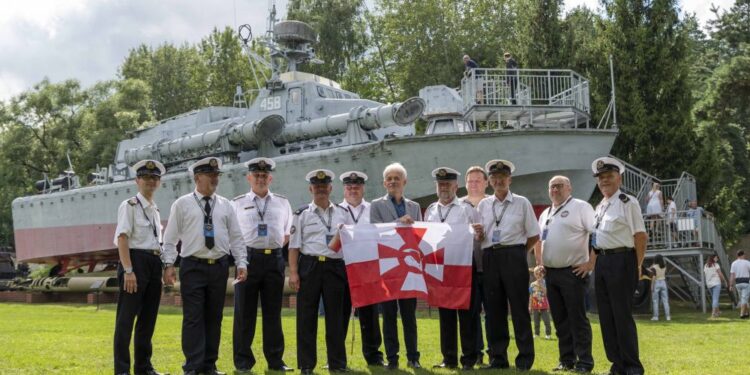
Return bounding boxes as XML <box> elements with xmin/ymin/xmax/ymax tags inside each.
<box><xmin>199</xmin><ymin>27</ymin><xmax>257</xmax><ymax>106</ymax></box>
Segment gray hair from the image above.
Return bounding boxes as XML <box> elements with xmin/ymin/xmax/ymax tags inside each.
<box><xmin>548</xmin><ymin>175</ymin><xmax>571</xmax><ymax>187</ymax></box>
<box><xmin>383</xmin><ymin>162</ymin><xmax>407</xmax><ymax>180</ymax></box>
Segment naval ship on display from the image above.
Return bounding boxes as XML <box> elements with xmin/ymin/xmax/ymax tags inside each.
<box><xmin>11</xmin><ymin>6</ymin><xmax>617</xmax><ymax>272</ymax></box>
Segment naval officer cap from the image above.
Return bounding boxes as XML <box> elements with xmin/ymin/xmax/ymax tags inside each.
<box><xmin>132</xmin><ymin>159</ymin><xmax>166</xmax><ymax>177</ymax></box>
<box><xmin>189</xmin><ymin>157</ymin><xmax>223</xmax><ymax>175</ymax></box>
<box><xmin>484</xmin><ymin>159</ymin><xmax>515</xmax><ymax>175</ymax></box>
<box><xmin>340</xmin><ymin>171</ymin><xmax>368</xmax><ymax>185</ymax></box>
<box><xmin>592</xmin><ymin>157</ymin><xmax>625</xmax><ymax>177</ymax></box>
<box><xmin>245</xmin><ymin>157</ymin><xmax>275</xmax><ymax>172</ymax></box>
<box><xmin>431</xmin><ymin>167</ymin><xmax>460</xmax><ymax>181</ymax></box>
<box><xmin>306</xmin><ymin>169</ymin><xmax>335</xmax><ymax>184</ymax></box>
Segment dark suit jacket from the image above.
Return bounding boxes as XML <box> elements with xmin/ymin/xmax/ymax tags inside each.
<box><xmin>370</xmin><ymin>194</ymin><xmax>422</xmax><ymax>224</ymax></box>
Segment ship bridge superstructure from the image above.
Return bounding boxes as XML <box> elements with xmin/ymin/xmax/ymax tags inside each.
<box><xmin>461</xmin><ymin>68</ymin><xmax>591</xmax><ymax>129</ymax></box>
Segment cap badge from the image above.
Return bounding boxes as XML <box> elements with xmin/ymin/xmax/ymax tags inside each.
<box><xmin>209</xmin><ymin>158</ymin><xmax>218</xmax><ymax>167</ymax></box>
<box><xmin>146</xmin><ymin>161</ymin><xmax>155</xmax><ymax>170</ymax></box>
<box><xmin>316</xmin><ymin>171</ymin><xmax>326</xmax><ymax>179</ymax></box>
<box><xmin>597</xmin><ymin>160</ymin><xmax>604</xmax><ymax>169</ymax></box>
<box><xmin>437</xmin><ymin>169</ymin><xmax>447</xmax><ymax>177</ymax></box>
<box><xmin>259</xmin><ymin>160</ymin><xmax>266</xmax><ymax>167</ymax></box>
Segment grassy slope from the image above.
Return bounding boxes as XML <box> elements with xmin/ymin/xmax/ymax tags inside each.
<box><xmin>0</xmin><ymin>303</ymin><xmax>746</xmax><ymax>374</ymax></box>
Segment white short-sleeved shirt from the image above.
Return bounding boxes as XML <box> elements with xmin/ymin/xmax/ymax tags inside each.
<box><xmin>592</xmin><ymin>190</ymin><xmax>646</xmax><ymax>249</ymax></box>
<box><xmin>425</xmin><ymin>197</ymin><xmax>481</xmax><ymax>226</ymax></box>
<box><xmin>477</xmin><ymin>192</ymin><xmax>540</xmax><ymax>248</ymax></box>
<box><xmin>232</xmin><ymin>190</ymin><xmax>292</xmax><ymax>249</ymax></box>
<box><xmin>538</xmin><ymin>197</ymin><xmax>595</xmax><ymax>268</ymax></box>
<box><xmin>730</xmin><ymin>259</ymin><xmax>750</xmax><ymax>280</ymax></box>
<box><xmin>162</xmin><ymin>190</ymin><xmax>247</xmax><ymax>268</ymax></box>
<box><xmin>667</xmin><ymin>201</ymin><xmax>677</xmax><ymax>222</ymax></box>
<box><xmin>113</xmin><ymin>192</ymin><xmax>162</xmax><ymax>251</ymax></box>
<box><xmin>339</xmin><ymin>200</ymin><xmax>371</xmax><ymax>225</ymax></box>
<box><xmin>289</xmin><ymin>201</ymin><xmax>348</xmax><ymax>258</ymax></box>
<box><xmin>704</xmin><ymin>264</ymin><xmax>722</xmax><ymax>288</ymax></box>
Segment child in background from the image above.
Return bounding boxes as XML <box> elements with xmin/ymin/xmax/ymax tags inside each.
<box><xmin>529</xmin><ymin>266</ymin><xmax>552</xmax><ymax>339</ymax></box>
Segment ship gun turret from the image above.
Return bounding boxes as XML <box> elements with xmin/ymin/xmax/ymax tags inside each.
<box><xmin>275</xmin><ymin>97</ymin><xmax>424</xmax><ymax>144</ymax></box>
<box><xmin>122</xmin><ymin>97</ymin><xmax>424</xmax><ymax>166</ymax></box>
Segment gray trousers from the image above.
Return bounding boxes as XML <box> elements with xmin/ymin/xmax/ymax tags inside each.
<box><xmin>532</xmin><ymin>309</ymin><xmax>551</xmax><ymax>336</ymax></box>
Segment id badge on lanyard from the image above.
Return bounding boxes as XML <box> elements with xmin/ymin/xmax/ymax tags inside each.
<box><xmin>492</xmin><ymin>229</ymin><xmax>502</xmax><ymax>243</ymax></box>
<box><xmin>258</xmin><ymin>223</ymin><xmax>268</xmax><ymax>237</ymax></box>
<box><xmin>204</xmin><ymin>222</ymin><xmax>215</xmax><ymax>238</ymax></box>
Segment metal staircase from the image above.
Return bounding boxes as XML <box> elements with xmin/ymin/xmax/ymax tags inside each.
<box><xmin>609</xmin><ymin>156</ymin><xmax>735</xmax><ymax>312</ymax></box>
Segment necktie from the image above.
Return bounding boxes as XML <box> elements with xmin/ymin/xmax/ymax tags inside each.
<box><xmin>203</xmin><ymin>196</ymin><xmax>214</xmax><ymax>249</ymax></box>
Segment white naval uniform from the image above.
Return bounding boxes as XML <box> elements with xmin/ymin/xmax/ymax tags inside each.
<box><xmin>477</xmin><ymin>191</ymin><xmax>540</xmax><ymax>248</ymax></box>
<box><xmin>114</xmin><ymin>192</ymin><xmax>162</xmax><ymax>251</ymax></box>
<box><xmin>162</xmin><ymin>190</ymin><xmax>247</xmax><ymax>267</ymax></box>
<box><xmin>289</xmin><ymin>202</ymin><xmax>348</xmax><ymax>258</ymax></box>
<box><xmin>232</xmin><ymin>190</ymin><xmax>292</xmax><ymax>249</ymax></box>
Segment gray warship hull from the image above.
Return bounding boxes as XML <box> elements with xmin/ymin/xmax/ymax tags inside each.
<box><xmin>12</xmin><ymin>128</ymin><xmax>616</xmax><ymax>263</ymax></box>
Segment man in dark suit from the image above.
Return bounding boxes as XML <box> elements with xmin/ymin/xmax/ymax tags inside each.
<box><xmin>370</xmin><ymin>162</ymin><xmax>423</xmax><ymax>370</ymax></box>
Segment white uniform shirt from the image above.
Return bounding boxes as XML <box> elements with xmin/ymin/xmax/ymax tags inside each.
<box><xmin>232</xmin><ymin>190</ymin><xmax>292</xmax><ymax>249</ymax></box>
<box><xmin>113</xmin><ymin>192</ymin><xmax>162</xmax><ymax>251</ymax></box>
<box><xmin>538</xmin><ymin>197</ymin><xmax>595</xmax><ymax>268</ymax></box>
<box><xmin>478</xmin><ymin>192</ymin><xmax>540</xmax><ymax>248</ymax></box>
<box><xmin>289</xmin><ymin>201</ymin><xmax>348</xmax><ymax>258</ymax></box>
<box><xmin>162</xmin><ymin>190</ymin><xmax>247</xmax><ymax>268</ymax></box>
<box><xmin>425</xmin><ymin>197</ymin><xmax>480</xmax><ymax>225</ymax></box>
<box><xmin>592</xmin><ymin>190</ymin><xmax>646</xmax><ymax>249</ymax></box>
<box><xmin>730</xmin><ymin>259</ymin><xmax>750</xmax><ymax>280</ymax></box>
<box><xmin>339</xmin><ymin>200</ymin><xmax>371</xmax><ymax>225</ymax></box>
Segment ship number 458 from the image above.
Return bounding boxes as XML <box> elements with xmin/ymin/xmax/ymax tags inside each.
<box><xmin>260</xmin><ymin>96</ymin><xmax>282</xmax><ymax>111</ymax></box>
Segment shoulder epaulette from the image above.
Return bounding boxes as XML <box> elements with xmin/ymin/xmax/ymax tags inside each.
<box><xmin>335</xmin><ymin>204</ymin><xmax>348</xmax><ymax>211</ymax></box>
<box><xmin>619</xmin><ymin>194</ymin><xmax>630</xmax><ymax>203</ymax></box>
<box><xmin>427</xmin><ymin>202</ymin><xmax>437</xmax><ymax>210</ymax></box>
<box><xmin>274</xmin><ymin>193</ymin><xmax>288</xmax><ymax>200</ymax></box>
<box><xmin>127</xmin><ymin>197</ymin><xmax>138</xmax><ymax>206</ymax></box>
<box><xmin>233</xmin><ymin>194</ymin><xmax>246</xmax><ymax>201</ymax></box>
<box><xmin>294</xmin><ymin>205</ymin><xmax>308</xmax><ymax>215</ymax></box>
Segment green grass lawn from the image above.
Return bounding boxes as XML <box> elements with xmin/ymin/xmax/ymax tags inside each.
<box><xmin>0</xmin><ymin>303</ymin><xmax>746</xmax><ymax>374</ymax></box>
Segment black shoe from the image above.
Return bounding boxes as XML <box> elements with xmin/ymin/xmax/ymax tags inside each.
<box><xmin>203</xmin><ymin>371</ymin><xmax>226</xmax><ymax>375</ymax></box>
<box><xmin>461</xmin><ymin>365</ymin><xmax>474</xmax><ymax>371</ymax></box>
<box><xmin>407</xmin><ymin>360</ymin><xmax>422</xmax><ymax>369</ymax></box>
<box><xmin>433</xmin><ymin>363</ymin><xmax>457</xmax><ymax>369</ymax></box>
<box><xmin>183</xmin><ymin>371</ymin><xmax>198</xmax><ymax>375</ymax></box>
<box><xmin>301</xmin><ymin>369</ymin><xmax>314</xmax><ymax>375</ymax></box>
<box><xmin>234</xmin><ymin>368</ymin><xmax>252</xmax><ymax>374</ymax></box>
<box><xmin>137</xmin><ymin>370</ymin><xmax>169</xmax><ymax>375</ymax></box>
<box><xmin>269</xmin><ymin>365</ymin><xmax>294</xmax><ymax>372</ymax></box>
<box><xmin>481</xmin><ymin>361</ymin><xmax>509</xmax><ymax>370</ymax></box>
<box><xmin>386</xmin><ymin>362</ymin><xmax>399</xmax><ymax>370</ymax></box>
<box><xmin>572</xmin><ymin>367</ymin><xmax>593</xmax><ymax>373</ymax></box>
<box><xmin>552</xmin><ymin>363</ymin><xmax>574</xmax><ymax>372</ymax></box>
<box><xmin>328</xmin><ymin>368</ymin><xmax>350</xmax><ymax>373</ymax></box>
<box><xmin>367</xmin><ymin>360</ymin><xmax>385</xmax><ymax>367</ymax></box>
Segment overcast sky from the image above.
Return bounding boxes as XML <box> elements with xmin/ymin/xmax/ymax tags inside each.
<box><xmin>0</xmin><ymin>0</ymin><xmax>734</xmax><ymax>101</ymax></box>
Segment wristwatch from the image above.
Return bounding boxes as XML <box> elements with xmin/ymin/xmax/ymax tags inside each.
<box><xmin>163</xmin><ymin>263</ymin><xmax>172</xmax><ymax>269</ymax></box>
<box><xmin>124</xmin><ymin>266</ymin><xmax>134</xmax><ymax>274</ymax></box>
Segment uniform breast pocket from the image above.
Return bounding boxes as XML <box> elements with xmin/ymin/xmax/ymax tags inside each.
<box><xmin>135</xmin><ymin>217</ymin><xmax>152</xmax><ymax>229</ymax></box>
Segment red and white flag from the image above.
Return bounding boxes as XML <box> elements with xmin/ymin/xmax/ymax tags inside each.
<box><xmin>340</xmin><ymin>222</ymin><xmax>474</xmax><ymax>309</ymax></box>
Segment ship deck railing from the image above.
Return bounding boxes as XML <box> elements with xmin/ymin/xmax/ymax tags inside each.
<box><xmin>643</xmin><ymin>209</ymin><xmax>736</xmax><ymax>312</ymax></box>
<box><xmin>461</xmin><ymin>68</ymin><xmax>592</xmax><ymax>128</ymax></box>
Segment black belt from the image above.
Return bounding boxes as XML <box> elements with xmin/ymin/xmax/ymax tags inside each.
<box><xmin>485</xmin><ymin>244</ymin><xmax>525</xmax><ymax>251</ymax></box>
<box><xmin>593</xmin><ymin>247</ymin><xmax>633</xmax><ymax>255</ymax></box>
<box><xmin>130</xmin><ymin>248</ymin><xmax>161</xmax><ymax>257</ymax></box>
<box><xmin>248</xmin><ymin>247</ymin><xmax>281</xmax><ymax>255</ymax></box>
<box><xmin>186</xmin><ymin>255</ymin><xmax>227</xmax><ymax>265</ymax></box>
<box><xmin>736</xmin><ymin>277</ymin><xmax>749</xmax><ymax>284</ymax></box>
<box><xmin>301</xmin><ymin>254</ymin><xmax>344</xmax><ymax>263</ymax></box>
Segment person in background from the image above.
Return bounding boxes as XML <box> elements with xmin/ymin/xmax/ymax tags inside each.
<box><xmin>528</xmin><ymin>266</ymin><xmax>552</xmax><ymax>340</ymax></box>
<box><xmin>649</xmin><ymin>255</ymin><xmax>671</xmax><ymax>321</ymax></box>
<box><xmin>704</xmin><ymin>254</ymin><xmax>726</xmax><ymax>318</ymax></box>
<box><xmin>729</xmin><ymin>250</ymin><xmax>750</xmax><ymax>319</ymax></box>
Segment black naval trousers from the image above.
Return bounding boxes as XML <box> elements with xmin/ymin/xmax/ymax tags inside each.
<box><xmin>545</xmin><ymin>266</ymin><xmax>594</xmax><ymax>371</ymax></box>
<box><xmin>482</xmin><ymin>245</ymin><xmax>535</xmax><ymax>370</ymax></box>
<box><xmin>438</xmin><ymin>263</ymin><xmax>480</xmax><ymax>367</ymax></box>
<box><xmin>233</xmin><ymin>248</ymin><xmax>286</xmax><ymax>370</ymax></box>
<box><xmin>114</xmin><ymin>249</ymin><xmax>163</xmax><ymax>375</ymax></box>
<box><xmin>474</xmin><ymin>271</ymin><xmax>490</xmax><ymax>360</ymax></box>
<box><xmin>179</xmin><ymin>256</ymin><xmax>230</xmax><ymax>373</ymax></box>
<box><xmin>296</xmin><ymin>254</ymin><xmax>348</xmax><ymax>370</ymax></box>
<box><xmin>595</xmin><ymin>250</ymin><xmax>644</xmax><ymax>375</ymax></box>
<box><xmin>356</xmin><ymin>304</ymin><xmax>384</xmax><ymax>364</ymax></box>
<box><xmin>382</xmin><ymin>298</ymin><xmax>419</xmax><ymax>364</ymax></box>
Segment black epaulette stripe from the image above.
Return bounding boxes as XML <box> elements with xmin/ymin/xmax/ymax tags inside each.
<box><xmin>294</xmin><ymin>205</ymin><xmax>308</xmax><ymax>215</ymax></box>
<box><xmin>619</xmin><ymin>194</ymin><xmax>630</xmax><ymax>203</ymax></box>
<box><xmin>127</xmin><ymin>197</ymin><xmax>137</xmax><ymax>206</ymax></box>
<box><xmin>274</xmin><ymin>194</ymin><xmax>288</xmax><ymax>200</ymax></box>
